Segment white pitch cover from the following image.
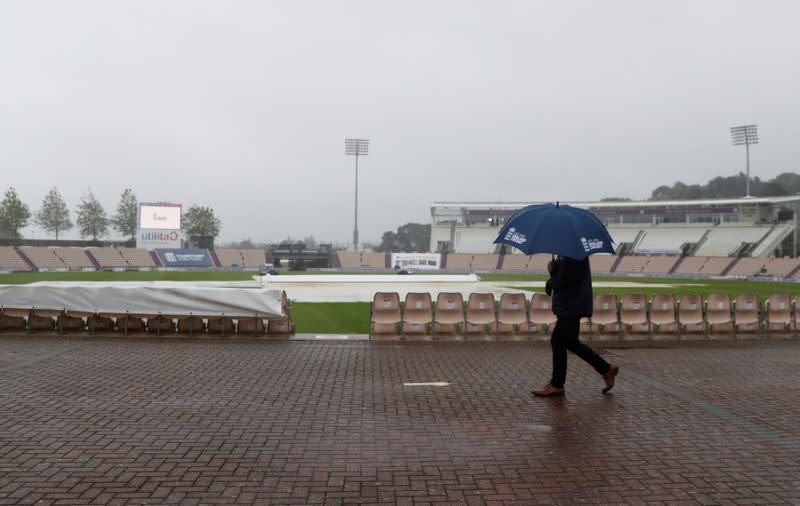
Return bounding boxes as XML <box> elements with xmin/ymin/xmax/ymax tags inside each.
<box><xmin>0</xmin><ymin>285</ymin><xmax>284</xmax><ymax>318</ymax></box>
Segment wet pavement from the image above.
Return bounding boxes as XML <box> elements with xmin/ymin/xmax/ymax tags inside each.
<box><xmin>0</xmin><ymin>336</ymin><xmax>798</xmax><ymax>504</ymax></box>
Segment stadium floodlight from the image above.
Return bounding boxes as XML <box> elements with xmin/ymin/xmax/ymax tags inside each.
<box><xmin>345</xmin><ymin>138</ymin><xmax>369</xmax><ymax>250</ymax></box>
<box><xmin>730</xmin><ymin>124</ymin><xmax>758</xmax><ymax>197</ymax></box>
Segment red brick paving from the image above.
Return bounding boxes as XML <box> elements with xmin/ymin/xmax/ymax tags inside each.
<box><xmin>0</xmin><ymin>336</ymin><xmax>799</xmax><ymax>504</ymax></box>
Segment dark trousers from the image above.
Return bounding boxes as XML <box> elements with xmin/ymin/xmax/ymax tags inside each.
<box><xmin>550</xmin><ymin>317</ymin><xmax>610</xmax><ymax>389</ymax></box>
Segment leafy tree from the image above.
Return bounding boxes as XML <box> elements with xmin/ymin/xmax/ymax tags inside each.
<box><xmin>76</xmin><ymin>190</ymin><xmax>109</xmax><ymax>240</ymax></box>
<box><xmin>183</xmin><ymin>205</ymin><xmax>221</xmax><ymax>238</ymax></box>
<box><xmin>378</xmin><ymin>223</ymin><xmax>431</xmax><ymax>252</ymax></box>
<box><xmin>227</xmin><ymin>238</ymin><xmax>256</xmax><ymax>249</ymax></box>
<box><xmin>36</xmin><ymin>187</ymin><xmax>73</xmax><ymax>240</ymax></box>
<box><xmin>303</xmin><ymin>235</ymin><xmax>318</xmax><ymax>249</ymax></box>
<box><xmin>0</xmin><ymin>188</ymin><xmax>31</xmax><ymax>239</ymax></box>
<box><xmin>111</xmin><ymin>188</ymin><xmax>138</xmax><ymax>240</ymax></box>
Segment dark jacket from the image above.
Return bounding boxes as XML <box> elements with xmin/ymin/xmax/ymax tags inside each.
<box><xmin>545</xmin><ymin>256</ymin><xmax>593</xmax><ymax>318</ymax></box>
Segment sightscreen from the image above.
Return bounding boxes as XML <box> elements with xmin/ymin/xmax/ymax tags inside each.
<box><xmin>139</xmin><ymin>204</ymin><xmax>182</xmax><ymax>230</ymax></box>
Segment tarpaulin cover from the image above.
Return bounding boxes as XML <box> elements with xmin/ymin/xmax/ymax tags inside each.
<box><xmin>0</xmin><ymin>285</ymin><xmax>284</xmax><ymax>318</ymax></box>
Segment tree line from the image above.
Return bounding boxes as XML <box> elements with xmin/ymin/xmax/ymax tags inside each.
<box><xmin>0</xmin><ymin>188</ymin><xmax>221</xmax><ymax>241</ymax></box>
<box><xmin>649</xmin><ymin>172</ymin><xmax>800</xmax><ymax>201</ymax></box>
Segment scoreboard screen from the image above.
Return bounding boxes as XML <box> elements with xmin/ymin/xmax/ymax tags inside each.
<box><xmin>139</xmin><ymin>204</ymin><xmax>182</xmax><ymax>230</ymax></box>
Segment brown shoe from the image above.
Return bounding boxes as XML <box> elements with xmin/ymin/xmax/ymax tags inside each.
<box><xmin>602</xmin><ymin>365</ymin><xmax>619</xmax><ymax>393</ymax></box>
<box><xmin>532</xmin><ymin>384</ymin><xmax>565</xmax><ymax>397</ymax></box>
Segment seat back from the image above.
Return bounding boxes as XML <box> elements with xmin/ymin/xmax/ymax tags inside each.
<box><xmin>734</xmin><ymin>294</ymin><xmax>759</xmax><ymax>325</ymax></box>
<box><xmin>177</xmin><ymin>316</ymin><xmax>205</xmax><ymax>334</ymax></box>
<box><xmin>650</xmin><ymin>295</ymin><xmax>676</xmax><ymax>325</ymax></box>
<box><xmin>466</xmin><ymin>293</ymin><xmax>496</xmax><ymax>324</ymax></box>
<box><xmin>147</xmin><ymin>316</ymin><xmax>175</xmax><ymax>333</ymax></box>
<box><xmin>435</xmin><ymin>292</ymin><xmax>464</xmax><ymax>324</ymax></box>
<box><xmin>678</xmin><ymin>294</ymin><xmax>703</xmax><ymax>325</ymax></box>
<box><xmin>58</xmin><ymin>314</ymin><xmax>85</xmax><ymax>332</ymax></box>
<box><xmin>371</xmin><ymin>292</ymin><xmax>401</xmax><ymax>324</ymax></box>
<box><xmin>592</xmin><ymin>294</ymin><xmax>619</xmax><ymax>325</ymax></box>
<box><xmin>620</xmin><ymin>294</ymin><xmax>647</xmax><ymax>325</ymax></box>
<box><xmin>766</xmin><ymin>294</ymin><xmax>791</xmax><ymax>324</ymax></box>
<box><xmin>706</xmin><ymin>293</ymin><xmax>732</xmax><ymax>324</ymax></box>
<box><xmin>529</xmin><ymin>293</ymin><xmax>556</xmax><ymax>324</ymax></box>
<box><xmin>236</xmin><ymin>317</ymin><xmax>265</xmax><ymax>334</ymax></box>
<box><xmin>403</xmin><ymin>292</ymin><xmax>433</xmax><ymax>323</ymax></box>
<box><xmin>207</xmin><ymin>317</ymin><xmax>235</xmax><ymax>334</ymax></box>
<box><xmin>498</xmin><ymin>293</ymin><xmax>527</xmax><ymax>324</ymax></box>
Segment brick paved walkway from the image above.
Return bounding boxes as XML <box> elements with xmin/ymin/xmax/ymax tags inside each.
<box><xmin>1</xmin><ymin>337</ymin><xmax>799</xmax><ymax>505</ymax></box>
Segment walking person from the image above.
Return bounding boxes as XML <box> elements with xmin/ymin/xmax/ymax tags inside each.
<box><xmin>532</xmin><ymin>255</ymin><xmax>619</xmax><ymax>397</ymax></box>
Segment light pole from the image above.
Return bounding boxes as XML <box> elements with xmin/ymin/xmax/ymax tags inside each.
<box><xmin>730</xmin><ymin>124</ymin><xmax>759</xmax><ymax>197</ymax></box>
<box><xmin>345</xmin><ymin>138</ymin><xmax>369</xmax><ymax>250</ymax></box>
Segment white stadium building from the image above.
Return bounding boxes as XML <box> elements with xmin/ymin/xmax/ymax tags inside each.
<box><xmin>430</xmin><ymin>196</ymin><xmax>800</xmax><ymax>259</ymax></box>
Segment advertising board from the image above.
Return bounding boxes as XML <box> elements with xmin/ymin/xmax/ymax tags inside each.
<box><xmin>156</xmin><ymin>248</ymin><xmax>213</xmax><ymax>268</ymax></box>
<box><xmin>390</xmin><ymin>253</ymin><xmax>442</xmax><ymax>270</ymax></box>
<box><xmin>137</xmin><ymin>229</ymin><xmax>182</xmax><ymax>249</ymax></box>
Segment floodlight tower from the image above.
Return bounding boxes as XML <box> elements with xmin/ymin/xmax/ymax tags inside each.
<box><xmin>730</xmin><ymin>124</ymin><xmax>759</xmax><ymax>197</ymax></box>
<box><xmin>345</xmin><ymin>138</ymin><xmax>369</xmax><ymax>250</ymax></box>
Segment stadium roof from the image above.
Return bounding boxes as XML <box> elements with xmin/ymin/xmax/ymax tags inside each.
<box><xmin>432</xmin><ymin>195</ymin><xmax>800</xmax><ymax>210</ymax></box>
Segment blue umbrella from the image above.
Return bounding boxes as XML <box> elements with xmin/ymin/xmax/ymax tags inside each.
<box><xmin>493</xmin><ymin>203</ymin><xmax>615</xmax><ymax>260</ymax></box>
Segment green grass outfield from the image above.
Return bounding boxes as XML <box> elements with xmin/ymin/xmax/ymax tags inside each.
<box><xmin>1</xmin><ymin>271</ymin><xmax>799</xmax><ymax>334</ymax></box>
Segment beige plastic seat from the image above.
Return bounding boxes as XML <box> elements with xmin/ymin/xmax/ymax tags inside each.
<box><xmin>733</xmin><ymin>294</ymin><xmax>760</xmax><ymax>338</ymax></box>
<box><xmin>0</xmin><ymin>313</ymin><xmax>26</xmax><ymax>331</ymax></box>
<box><xmin>147</xmin><ymin>315</ymin><xmax>175</xmax><ymax>335</ymax></box>
<box><xmin>268</xmin><ymin>291</ymin><xmax>294</xmax><ymax>336</ymax></box>
<box><xmin>433</xmin><ymin>292</ymin><xmax>464</xmax><ymax>339</ymax></box>
<box><xmin>402</xmin><ymin>292</ymin><xmax>433</xmax><ymax>340</ymax></box>
<box><xmin>497</xmin><ymin>293</ymin><xmax>528</xmax><ymax>340</ymax></box>
<box><xmin>620</xmin><ymin>294</ymin><xmax>649</xmax><ymax>338</ymax></box>
<box><xmin>57</xmin><ymin>314</ymin><xmax>85</xmax><ymax>333</ymax></box>
<box><xmin>678</xmin><ymin>294</ymin><xmax>705</xmax><ymax>337</ymax></box>
<box><xmin>591</xmin><ymin>294</ymin><xmax>620</xmax><ymax>340</ymax></box>
<box><xmin>580</xmin><ymin>317</ymin><xmax>592</xmax><ymax>337</ymax></box>
<box><xmin>706</xmin><ymin>293</ymin><xmax>733</xmax><ymax>338</ymax></box>
<box><xmin>177</xmin><ymin>316</ymin><xmax>206</xmax><ymax>335</ymax></box>
<box><xmin>267</xmin><ymin>318</ymin><xmax>292</xmax><ymax>336</ymax></box>
<box><xmin>465</xmin><ymin>293</ymin><xmax>496</xmax><ymax>340</ymax></box>
<box><xmin>236</xmin><ymin>317</ymin><xmax>265</xmax><ymax>335</ymax></box>
<box><xmin>649</xmin><ymin>295</ymin><xmax>678</xmax><ymax>338</ymax></box>
<box><xmin>119</xmin><ymin>315</ymin><xmax>146</xmax><ymax>333</ymax></box>
<box><xmin>207</xmin><ymin>316</ymin><xmax>235</xmax><ymax>335</ymax></box>
<box><xmin>765</xmin><ymin>294</ymin><xmax>792</xmax><ymax>338</ymax></box>
<box><xmin>28</xmin><ymin>312</ymin><xmax>55</xmax><ymax>332</ymax></box>
<box><xmin>370</xmin><ymin>292</ymin><xmax>401</xmax><ymax>339</ymax></box>
<box><xmin>87</xmin><ymin>314</ymin><xmax>115</xmax><ymax>333</ymax></box>
<box><xmin>528</xmin><ymin>293</ymin><xmax>556</xmax><ymax>338</ymax></box>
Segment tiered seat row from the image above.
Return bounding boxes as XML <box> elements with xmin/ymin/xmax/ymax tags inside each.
<box><xmin>87</xmin><ymin>247</ymin><xmax>127</xmax><ymax>268</ymax></box>
<box><xmin>0</xmin><ymin>247</ymin><xmax>31</xmax><ymax>271</ymax></box>
<box><xmin>53</xmin><ymin>247</ymin><xmax>94</xmax><ymax>269</ymax></box>
<box><xmin>19</xmin><ymin>247</ymin><xmax>66</xmax><ymax>271</ymax></box>
<box><xmin>215</xmin><ymin>249</ymin><xmax>267</xmax><ymax>268</ymax></box>
<box><xmin>369</xmin><ymin>291</ymin><xmax>798</xmax><ymax>340</ymax></box>
<box><xmin>118</xmin><ymin>248</ymin><xmax>156</xmax><ymax>268</ymax></box>
<box><xmin>335</xmin><ymin>251</ymin><xmax>386</xmax><ymax>269</ymax></box>
<box><xmin>444</xmin><ymin>253</ymin><xmax>501</xmax><ymax>271</ymax></box>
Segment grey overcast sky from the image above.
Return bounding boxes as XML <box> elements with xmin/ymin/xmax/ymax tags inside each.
<box><xmin>1</xmin><ymin>1</ymin><xmax>799</xmax><ymax>244</ymax></box>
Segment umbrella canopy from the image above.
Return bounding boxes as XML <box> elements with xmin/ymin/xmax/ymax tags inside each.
<box><xmin>493</xmin><ymin>203</ymin><xmax>615</xmax><ymax>260</ymax></box>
